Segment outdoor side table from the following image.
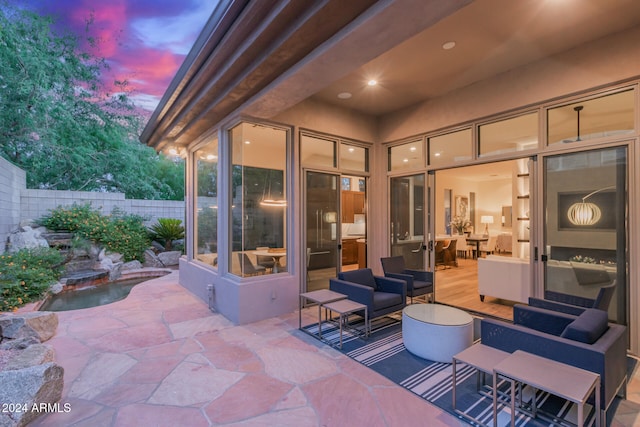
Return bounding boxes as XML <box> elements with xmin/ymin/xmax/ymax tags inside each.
<box><xmin>452</xmin><ymin>343</ymin><xmax>510</xmax><ymax>427</ymax></box>
<box><xmin>493</xmin><ymin>350</ymin><xmax>601</xmax><ymax>427</ymax></box>
<box><xmin>299</xmin><ymin>289</ymin><xmax>347</xmax><ymax>339</ymax></box>
<box><xmin>323</xmin><ymin>299</ymin><xmax>368</xmax><ymax>349</ymax></box>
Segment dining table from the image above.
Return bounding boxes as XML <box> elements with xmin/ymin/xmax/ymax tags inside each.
<box><xmin>464</xmin><ymin>236</ymin><xmax>488</xmax><ymax>259</ymax></box>
<box><xmin>253</xmin><ymin>249</ymin><xmax>286</xmax><ymax>273</ymax></box>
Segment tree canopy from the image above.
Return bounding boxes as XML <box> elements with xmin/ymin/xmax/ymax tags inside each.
<box><xmin>0</xmin><ymin>2</ymin><xmax>184</xmax><ymax>200</ymax></box>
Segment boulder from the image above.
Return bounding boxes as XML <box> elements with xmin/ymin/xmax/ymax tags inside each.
<box><xmin>3</xmin><ymin>344</ymin><xmax>54</xmax><ymax>371</ymax></box>
<box><xmin>0</xmin><ymin>363</ymin><xmax>64</xmax><ymax>427</ymax></box>
<box><xmin>143</xmin><ymin>249</ymin><xmax>164</xmax><ymax>268</ymax></box>
<box><xmin>121</xmin><ymin>260</ymin><xmax>143</xmax><ymax>271</ymax></box>
<box><xmin>157</xmin><ymin>251</ymin><xmax>181</xmax><ymax>266</ymax></box>
<box><xmin>7</xmin><ymin>227</ymin><xmax>49</xmax><ymax>253</ymax></box>
<box><xmin>0</xmin><ymin>337</ymin><xmax>40</xmax><ymax>351</ymax></box>
<box><xmin>49</xmin><ymin>283</ymin><xmax>64</xmax><ymax>295</ymax></box>
<box><xmin>0</xmin><ymin>312</ymin><xmax>58</xmax><ymax>343</ymax></box>
<box><xmin>98</xmin><ymin>248</ymin><xmax>123</xmax><ymax>263</ymax></box>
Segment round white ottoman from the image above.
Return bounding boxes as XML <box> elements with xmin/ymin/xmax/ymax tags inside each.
<box><xmin>402</xmin><ymin>304</ymin><xmax>473</xmax><ymax>363</ymax></box>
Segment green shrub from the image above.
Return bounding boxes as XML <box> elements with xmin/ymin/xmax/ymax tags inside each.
<box><xmin>39</xmin><ymin>202</ymin><xmax>102</xmax><ymax>232</ymax></box>
<box><xmin>148</xmin><ymin>218</ymin><xmax>185</xmax><ymax>251</ymax></box>
<box><xmin>0</xmin><ymin>248</ymin><xmax>64</xmax><ymax>311</ymax></box>
<box><xmin>39</xmin><ymin>205</ymin><xmax>150</xmax><ymax>262</ymax></box>
<box><xmin>100</xmin><ymin>213</ymin><xmax>150</xmax><ymax>262</ymax></box>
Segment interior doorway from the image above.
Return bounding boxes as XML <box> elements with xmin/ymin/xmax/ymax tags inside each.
<box><xmin>304</xmin><ymin>171</ymin><xmax>367</xmax><ymax>293</ymax></box>
<box><xmin>432</xmin><ymin>158</ymin><xmax>530</xmax><ymax>319</ymax></box>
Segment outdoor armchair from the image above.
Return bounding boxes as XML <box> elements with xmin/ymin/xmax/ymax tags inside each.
<box><xmin>380</xmin><ymin>256</ymin><xmax>433</xmax><ymax>303</ymax></box>
<box><xmin>481</xmin><ymin>304</ymin><xmax>627</xmax><ymax>416</ymax></box>
<box><xmin>528</xmin><ymin>282</ymin><xmax>616</xmax><ymax>316</ymax></box>
<box><xmin>330</xmin><ymin>268</ymin><xmax>406</xmax><ymax>320</ymax></box>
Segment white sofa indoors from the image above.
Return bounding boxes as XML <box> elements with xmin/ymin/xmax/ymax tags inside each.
<box><xmin>477</xmin><ymin>255</ymin><xmax>531</xmax><ymax>303</ymax></box>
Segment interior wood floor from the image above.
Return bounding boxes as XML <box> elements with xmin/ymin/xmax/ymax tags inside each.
<box><xmin>435</xmin><ymin>256</ymin><xmax>515</xmax><ymax>321</ymax></box>
<box><xmin>306</xmin><ymin>256</ymin><xmax>516</xmax><ymax>321</ymax></box>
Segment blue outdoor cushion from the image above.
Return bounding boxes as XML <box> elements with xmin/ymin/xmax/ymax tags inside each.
<box><xmin>340</xmin><ymin>269</ymin><xmax>377</xmax><ymax>290</ymax></box>
<box><xmin>560</xmin><ymin>308</ymin><xmax>609</xmax><ymax>344</ymax></box>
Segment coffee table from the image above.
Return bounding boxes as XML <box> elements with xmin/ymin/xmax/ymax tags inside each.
<box><xmin>323</xmin><ymin>299</ymin><xmax>368</xmax><ymax>349</ymax></box>
<box><xmin>452</xmin><ymin>343</ymin><xmax>510</xmax><ymax>427</ymax></box>
<box><xmin>299</xmin><ymin>289</ymin><xmax>347</xmax><ymax>339</ymax></box>
<box><xmin>493</xmin><ymin>350</ymin><xmax>601</xmax><ymax>427</ymax></box>
<box><xmin>402</xmin><ymin>304</ymin><xmax>473</xmax><ymax>363</ymax></box>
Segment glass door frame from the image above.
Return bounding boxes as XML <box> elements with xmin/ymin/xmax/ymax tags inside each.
<box><xmin>537</xmin><ymin>143</ymin><xmax>630</xmax><ymax>327</ymax></box>
<box><xmin>302</xmin><ymin>169</ymin><xmax>342</xmax><ymax>294</ymax></box>
<box><xmin>388</xmin><ymin>173</ymin><xmax>428</xmax><ymax>271</ymax></box>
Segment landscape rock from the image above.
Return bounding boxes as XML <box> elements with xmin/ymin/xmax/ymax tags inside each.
<box><xmin>0</xmin><ymin>363</ymin><xmax>64</xmax><ymax>427</ymax></box>
<box><xmin>143</xmin><ymin>249</ymin><xmax>164</xmax><ymax>268</ymax></box>
<box><xmin>0</xmin><ymin>312</ymin><xmax>58</xmax><ymax>343</ymax></box>
<box><xmin>7</xmin><ymin>226</ymin><xmax>49</xmax><ymax>253</ymax></box>
<box><xmin>49</xmin><ymin>283</ymin><xmax>63</xmax><ymax>295</ymax></box>
<box><xmin>150</xmin><ymin>241</ymin><xmax>165</xmax><ymax>253</ymax></box>
<box><xmin>0</xmin><ymin>337</ymin><xmax>40</xmax><ymax>351</ymax></box>
<box><xmin>3</xmin><ymin>344</ymin><xmax>54</xmax><ymax>371</ymax></box>
<box><xmin>121</xmin><ymin>260</ymin><xmax>142</xmax><ymax>271</ymax></box>
<box><xmin>157</xmin><ymin>251</ymin><xmax>181</xmax><ymax>266</ymax></box>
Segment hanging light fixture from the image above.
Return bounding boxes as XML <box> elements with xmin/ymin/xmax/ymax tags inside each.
<box><xmin>567</xmin><ymin>186</ymin><xmax>615</xmax><ymax>226</ymax></box>
<box><xmin>562</xmin><ymin>105</ymin><xmax>584</xmax><ymax>143</ymax></box>
<box><xmin>260</xmin><ymin>170</ymin><xmax>286</xmax><ymax>207</ymax></box>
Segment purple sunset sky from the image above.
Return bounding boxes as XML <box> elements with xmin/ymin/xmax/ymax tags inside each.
<box><xmin>11</xmin><ymin>0</ymin><xmax>216</xmax><ymax>112</ymax></box>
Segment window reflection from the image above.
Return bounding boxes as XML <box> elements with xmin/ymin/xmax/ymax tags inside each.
<box><xmin>547</xmin><ymin>89</ymin><xmax>634</xmax><ymax>145</ymax></box>
<box><xmin>229</xmin><ymin>123</ymin><xmax>288</xmax><ymax>277</ymax></box>
<box><xmin>194</xmin><ymin>138</ymin><xmax>218</xmax><ymax>267</ymax></box>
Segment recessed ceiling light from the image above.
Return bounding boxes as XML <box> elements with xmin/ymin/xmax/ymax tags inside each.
<box><xmin>442</xmin><ymin>41</ymin><xmax>456</xmax><ymax>50</ymax></box>
<box><xmin>244</xmin><ymin>140</ymin><xmax>251</xmax><ymax>144</ymax></box>
<box><xmin>409</xmin><ymin>146</ymin><xmax>417</xmax><ymax>152</ymax></box>
<box><xmin>434</xmin><ymin>152</ymin><xmax>441</xmax><ymax>157</ymax></box>
<box><xmin>403</xmin><ymin>158</ymin><xmax>409</xmax><ymax>163</ymax></box>
<box><xmin>348</xmin><ymin>148</ymin><xmax>355</xmax><ymax>153</ymax></box>
<box><xmin>337</xmin><ymin>92</ymin><xmax>352</xmax><ymax>99</ymax></box>
<box><xmin>367</xmin><ymin>79</ymin><xmax>378</xmax><ymax>86</ymax></box>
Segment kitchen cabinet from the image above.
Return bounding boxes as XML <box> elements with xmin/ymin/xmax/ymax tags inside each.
<box><xmin>341</xmin><ymin>191</ymin><xmax>365</xmax><ymax>223</ymax></box>
<box><xmin>341</xmin><ymin>239</ymin><xmax>358</xmax><ymax>265</ymax></box>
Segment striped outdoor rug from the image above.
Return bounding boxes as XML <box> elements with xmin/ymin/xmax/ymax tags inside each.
<box><xmin>304</xmin><ymin>317</ymin><xmax>605</xmax><ymax>427</ymax></box>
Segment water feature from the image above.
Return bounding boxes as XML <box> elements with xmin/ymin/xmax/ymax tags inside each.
<box><xmin>39</xmin><ymin>278</ymin><xmax>150</xmax><ymax>311</ymax></box>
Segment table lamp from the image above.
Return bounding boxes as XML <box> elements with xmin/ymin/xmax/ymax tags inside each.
<box><xmin>480</xmin><ymin>215</ymin><xmax>494</xmax><ymax>236</ymax></box>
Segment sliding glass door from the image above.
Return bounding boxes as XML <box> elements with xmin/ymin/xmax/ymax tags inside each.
<box><xmin>542</xmin><ymin>146</ymin><xmax>627</xmax><ymax>324</ymax></box>
<box><xmin>304</xmin><ymin>171</ymin><xmax>340</xmax><ymax>292</ymax></box>
<box><xmin>390</xmin><ymin>174</ymin><xmax>426</xmax><ymax>270</ymax></box>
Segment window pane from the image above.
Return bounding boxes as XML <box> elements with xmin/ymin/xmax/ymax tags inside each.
<box><xmin>230</xmin><ymin>123</ymin><xmax>288</xmax><ymax>277</ymax></box>
<box><xmin>547</xmin><ymin>89</ymin><xmax>635</xmax><ymax>146</ymax></box>
<box><xmin>340</xmin><ymin>143</ymin><xmax>367</xmax><ymax>172</ymax></box>
<box><xmin>479</xmin><ymin>112</ymin><xmax>538</xmax><ymax>157</ymax></box>
<box><xmin>388</xmin><ymin>140</ymin><xmax>424</xmax><ymax>171</ymax></box>
<box><xmin>301</xmin><ymin>134</ymin><xmax>336</xmax><ymax>168</ymax></box>
<box><xmin>428</xmin><ymin>129</ymin><xmax>472</xmax><ymax>165</ymax></box>
<box><xmin>194</xmin><ymin>138</ymin><xmax>218</xmax><ymax>267</ymax></box>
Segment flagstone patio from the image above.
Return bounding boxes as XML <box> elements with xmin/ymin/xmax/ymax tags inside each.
<box><xmin>26</xmin><ymin>271</ymin><xmax>640</xmax><ymax>426</ymax></box>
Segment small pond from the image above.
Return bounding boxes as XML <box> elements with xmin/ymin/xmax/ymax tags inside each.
<box><xmin>39</xmin><ymin>278</ymin><xmax>150</xmax><ymax>311</ymax></box>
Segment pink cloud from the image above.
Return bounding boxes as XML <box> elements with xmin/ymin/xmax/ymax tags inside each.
<box><xmin>19</xmin><ymin>0</ymin><xmax>212</xmax><ymax>111</ymax></box>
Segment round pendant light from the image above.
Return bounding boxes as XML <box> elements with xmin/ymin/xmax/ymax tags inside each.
<box><xmin>567</xmin><ymin>202</ymin><xmax>601</xmax><ymax>226</ymax></box>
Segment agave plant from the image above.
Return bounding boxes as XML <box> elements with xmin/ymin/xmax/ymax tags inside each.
<box><xmin>148</xmin><ymin>218</ymin><xmax>185</xmax><ymax>251</ymax></box>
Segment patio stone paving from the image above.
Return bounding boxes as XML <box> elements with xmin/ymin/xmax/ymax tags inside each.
<box><xmin>26</xmin><ymin>270</ymin><xmax>639</xmax><ymax>426</ymax></box>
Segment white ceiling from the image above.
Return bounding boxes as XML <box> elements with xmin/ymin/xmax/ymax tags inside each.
<box><xmin>312</xmin><ymin>0</ymin><xmax>640</xmax><ymax>116</ymax></box>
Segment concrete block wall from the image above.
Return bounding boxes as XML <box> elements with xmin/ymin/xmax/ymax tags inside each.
<box><xmin>0</xmin><ymin>157</ymin><xmax>26</xmax><ymax>254</ymax></box>
<box><xmin>20</xmin><ymin>190</ymin><xmax>185</xmax><ymax>226</ymax></box>
<box><xmin>0</xmin><ymin>157</ymin><xmax>185</xmax><ymax>253</ymax></box>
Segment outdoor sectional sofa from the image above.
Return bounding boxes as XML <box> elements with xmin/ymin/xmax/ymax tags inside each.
<box><xmin>481</xmin><ymin>304</ymin><xmax>627</xmax><ymax>419</ymax></box>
